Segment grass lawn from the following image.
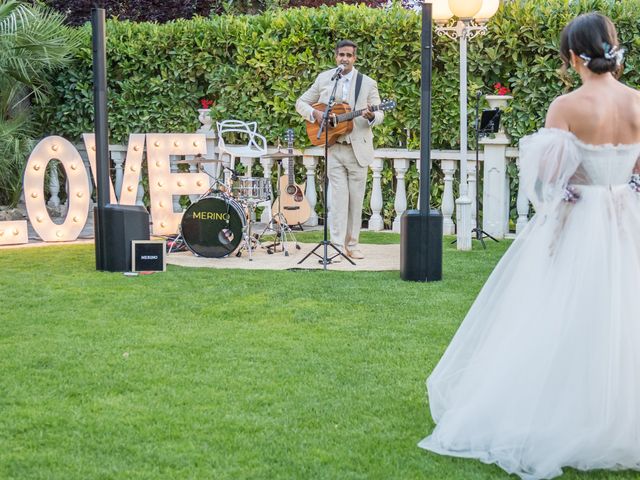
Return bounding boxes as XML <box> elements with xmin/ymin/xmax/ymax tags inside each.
<box><xmin>0</xmin><ymin>234</ymin><xmax>635</xmax><ymax>479</ymax></box>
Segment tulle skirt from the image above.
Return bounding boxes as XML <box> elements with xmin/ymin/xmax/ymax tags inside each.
<box><xmin>419</xmin><ymin>185</ymin><xmax>640</xmax><ymax>479</ymax></box>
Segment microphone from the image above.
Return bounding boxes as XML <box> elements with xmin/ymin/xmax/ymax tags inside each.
<box><xmin>224</xmin><ymin>165</ymin><xmax>240</xmax><ymax>181</ymax></box>
<box><xmin>331</xmin><ymin>64</ymin><xmax>345</xmax><ymax>81</ymax></box>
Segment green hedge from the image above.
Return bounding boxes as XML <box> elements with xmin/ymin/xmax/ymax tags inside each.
<box><xmin>33</xmin><ymin>0</ymin><xmax>640</xmax><ymax>225</ymax></box>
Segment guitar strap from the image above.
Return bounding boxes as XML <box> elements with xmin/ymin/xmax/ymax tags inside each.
<box><xmin>354</xmin><ymin>72</ymin><xmax>363</xmax><ymax>105</ymax></box>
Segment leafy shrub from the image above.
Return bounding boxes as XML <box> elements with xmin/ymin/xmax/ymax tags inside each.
<box><xmin>41</xmin><ymin>0</ymin><xmax>387</xmax><ymax>26</ymax></box>
<box><xmin>32</xmin><ymin>0</ymin><xmax>640</xmax><ymax>224</ymax></box>
<box><xmin>0</xmin><ymin>0</ymin><xmax>81</xmax><ymax>206</ymax></box>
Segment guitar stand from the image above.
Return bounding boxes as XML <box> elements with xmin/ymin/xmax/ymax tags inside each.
<box><xmin>258</xmin><ymin>158</ymin><xmax>301</xmax><ymax>255</ymax></box>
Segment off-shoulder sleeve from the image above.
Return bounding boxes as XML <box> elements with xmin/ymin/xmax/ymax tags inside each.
<box><xmin>518</xmin><ymin>128</ymin><xmax>581</xmax><ymax>213</ymax></box>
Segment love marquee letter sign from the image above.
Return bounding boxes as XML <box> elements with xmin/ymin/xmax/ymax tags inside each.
<box><xmin>0</xmin><ymin>133</ymin><xmax>209</xmax><ymax>246</ymax></box>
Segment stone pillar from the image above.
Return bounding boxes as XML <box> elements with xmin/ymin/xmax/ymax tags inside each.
<box><xmin>392</xmin><ymin>158</ymin><xmax>410</xmax><ymax>233</ymax></box>
<box><xmin>441</xmin><ymin>160</ymin><xmax>456</xmax><ymax>235</ymax></box>
<box><xmin>368</xmin><ymin>158</ymin><xmax>384</xmax><ymax>231</ymax></box>
<box><xmin>303</xmin><ymin>155</ymin><xmax>318</xmax><ymax>226</ymax></box>
<box><xmin>260</xmin><ymin>157</ymin><xmax>274</xmax><ymax>223</ymax></box>
<box><xmin>47</xmin><ymin>162</ymin><xmax>61</xmax><ymax>207</ymax></box>
<box><xmin>480</xmin><ymin>135</ymin><xmax>510</xmax><ymax>239</ymax></box>
<box><xmin>111</xmin><ymin>150</ymin><xmax>125</xmax><ymax>201</ymax></box>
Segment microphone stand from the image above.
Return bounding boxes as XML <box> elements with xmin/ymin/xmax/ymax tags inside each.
<box><xmin>298</xmin><ymin>69</ymin><xmax>354</xmax><ymax>269</ymax></box>
<box><xmin>471</xmin><ymin>91</ymin><xmax>499</xmax><ymax>249</ymax></box>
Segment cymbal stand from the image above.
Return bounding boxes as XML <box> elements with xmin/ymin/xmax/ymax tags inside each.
<box><xmin>259</xmin><ymin>158</ymin><xmax>300</xmax><ymax>256</ymax></box>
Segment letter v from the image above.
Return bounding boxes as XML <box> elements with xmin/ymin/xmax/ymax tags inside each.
<box><xmin>83</xmin><ymin>133</ymin><xmax>145</xmax><ymax>205</ymax></box>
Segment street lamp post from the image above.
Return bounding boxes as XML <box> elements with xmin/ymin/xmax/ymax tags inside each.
<box><xmin>433</xmin><ymin>0</ymin><xmax>499</xmax><ymax>251</ymax></box>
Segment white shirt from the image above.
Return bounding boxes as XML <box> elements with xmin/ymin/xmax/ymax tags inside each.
<box><xmin>341</xmin><ymin>69</ymin><xmax>354</xmax><ymax>101</ymax></box>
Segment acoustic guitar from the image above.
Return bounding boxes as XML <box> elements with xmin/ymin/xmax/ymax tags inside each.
<box><xmin>305</xmin><ymin>99</ymin><xmax>396</xmax><ymax>146</ymax></box>
<box><xmin>271</xmin><ymin>129</ymin><xmax>311</xmax><ymax>226</ymax></box>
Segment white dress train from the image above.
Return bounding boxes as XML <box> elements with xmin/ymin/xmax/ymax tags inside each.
<box><xmin>419</xmin><ymin>128</ymin><xmax>640</xmax><ymax>480</ymax></box>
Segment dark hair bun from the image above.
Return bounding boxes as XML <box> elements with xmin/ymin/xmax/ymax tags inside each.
<box><xmin>587</xmin><ymin>56</ymin><xmax>618</xmax><ymax>74</ymax></box>
<box><xmin>559</xmin><ymin>13</ymin><xmax>622</xmax><ymax>76</ymax></box>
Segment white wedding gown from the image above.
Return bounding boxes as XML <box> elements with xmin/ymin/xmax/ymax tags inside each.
<box><xmin>419</xmin><ymin>128</ymin><xmax>640</xmax><ymax>479</ymax></box>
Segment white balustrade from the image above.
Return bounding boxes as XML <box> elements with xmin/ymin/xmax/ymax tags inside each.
<box><xmin>197</xmin><ymin>108</ymin><xmax>220</xmax><ymax>182</ymax></box>
<box><xmin>112</xmin><ymin>150</ymin><xmax>125</xmax><ymax>200</ymax></box>
<box><xmin>260</xmin><ymin>157</ymin><xmax>274</xmax><ymax>224</ymax></box>
<box><xmin>392</xmin><ymin>158</ymin><xmax>410</xmax><ymax>233</ymax></box>
<box><xmin>468</xmin><ymin>159</ymin><xmax>477</xmax><ymax>224</ymax></box>
<box><xmin>53</xmin><ymin>133</ymin><xmax>533</xmax><ymax>239</ymax></box>
<box><xmin>441</xmin><ymin>160</ymin><xmax>456</xmax><ymax>235</ymax></box>
<box><xmin>188</xmin><ymin>161</ymin><xmax>200</xmax><ymax>203</ymax></box>
<box><xmin>368</xmin><ymin>158</ymin><xmax>385</xmax><ymax>231</ymax></box>
<box><xmin>302</xmin><ymin>156</ymin><xmax>318</xmax><ymax>226</ymax></box>
<box><xmin>170</xmin><ymin>156</ymin><xmax>182</xmax><ymax>212</ymax></box>
<box><xmin>240</xmin><ymin>156</ymin><xmax>252</xmax><ymax>177</ymax></box>
<box><xmin>47</xmin><ymin>161</ymin><xmax>61</xmax><ymax>207</ymax></box>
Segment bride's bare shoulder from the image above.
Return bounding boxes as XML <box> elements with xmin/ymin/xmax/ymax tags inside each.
<box><xmin>545</xmin><ymin>93</ymin><xmax>576</xmax><ymax>130</ymax></box>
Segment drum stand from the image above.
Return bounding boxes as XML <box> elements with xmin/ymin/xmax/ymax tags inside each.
<box><xmin>259</xmin><ymin>158</ymin><xmax>300</xmax><ymax>256</ymax></box>
<box><xmin>236</xmin><ymin>200</ymin><xmax>261</xmax><ymax>261</ymax></box>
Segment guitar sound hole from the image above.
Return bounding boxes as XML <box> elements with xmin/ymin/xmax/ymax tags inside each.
<box><xmin>286</xmin><ymin>185</ymin><xmax>297</xmax><ymax>195</ymax></box>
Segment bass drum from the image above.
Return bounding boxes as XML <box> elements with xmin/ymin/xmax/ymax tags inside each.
<box><xmin>181</xmin><ymin>196</ymin><xmax>246</xmax><ymax>258</ymax></box>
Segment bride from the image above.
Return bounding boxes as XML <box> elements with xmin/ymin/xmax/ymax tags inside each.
<box><xmin>419</xmin><ymin>13</ymin><xmax>640</xmax><ymax>480</ymax></box>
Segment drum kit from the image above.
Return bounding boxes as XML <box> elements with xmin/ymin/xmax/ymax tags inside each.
<box><xmin>171</xmin><ymin>151</ymin><xmax>300</xmax><ymax>260</ymax></box>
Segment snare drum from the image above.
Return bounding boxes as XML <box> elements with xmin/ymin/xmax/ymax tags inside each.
<box><xmin>181</xmin><ymin>196</ymin><xmax>246</xmax><ymax>258</ymax></box>
<box><xmin>232</xmin><ymin>177</ymin><xmax>271</xmax><ymax>202</ymax></box>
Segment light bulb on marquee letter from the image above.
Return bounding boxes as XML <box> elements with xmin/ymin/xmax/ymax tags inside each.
<box><xmin>83</xmin><ymin>133</ymin><xmax>146</xmax><ymax>206</ymax></box>
<box><xmin>146</xmin><ymin>133</ymin><xmax>208</xmax><ymax>235</ymax></box>
<box><xmin>0</xmin><ymin>220</ymin><xmax>27</xmax><ymax>245</ymax></box>
<box><xmin>23</xmin><ymin>136</ymin><xmax>90</xmax><ymax>242</ymax></box>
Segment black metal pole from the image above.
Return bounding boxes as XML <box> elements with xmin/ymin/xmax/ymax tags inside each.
<box><xmin>419</xmin><ymin>0</ymin><xmax>432</xmax><ymax>212</ymax></box>
<box><xmin>400</xmin><ymin>1</ymin><xmax>443</xmax><ymax>282</ymax></box>
<box><xmin>92</xmin><ymin>8</ymin><xmax>110</xmax><ymax>270</ymax></box>
<box><xmin>92</xmin><ymin>9</ymin><xmax>109</xmax><ymax>210</ymax></box>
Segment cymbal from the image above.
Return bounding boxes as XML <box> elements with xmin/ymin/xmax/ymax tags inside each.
<box><xmin>175</xmin><ymin>157</ymin><xmax>221</xmax><ymax>164</ymax></box>
<box><xmin>263</xmin><ymin>151</ymin><xmax>294</xmax><ymax>159</ymax></box>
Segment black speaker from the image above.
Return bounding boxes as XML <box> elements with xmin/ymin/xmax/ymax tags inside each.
<box><xmin>94</xmin><ymin>204</ymin><xmax>150</xmax><ymax>272</ymax></box>
<box><xmin>132</xmin><ymin>240</ymin><xmax>166</xmax><ymax>272</ymax></box>
<box><xmin>400</xmin><ymin>209</ymin><xmax>443</xmax><ymax>282</ymax></box>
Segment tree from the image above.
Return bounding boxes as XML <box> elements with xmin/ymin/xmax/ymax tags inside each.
<box><xmin>0</xmin><ymin>0</ymin><xmax>80</xmax><ymax>206</ymax></box>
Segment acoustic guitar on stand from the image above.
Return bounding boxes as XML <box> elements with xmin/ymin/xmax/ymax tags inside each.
<box><xmin>305</xmin><ymin>99</ymin><xmax>396</xmax><ymax>146</ymax></box>
<box><xmin>271</xmin><ymin>129</ymin><xmax>311</xmax><ymax>226</ymax></box>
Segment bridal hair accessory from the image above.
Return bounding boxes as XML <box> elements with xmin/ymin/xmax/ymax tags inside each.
<box><xmin>629</xmin><ymin>174</ymin><xmax>640</xmax><ymax>193</ymax></box>
<box><xmin>603</xmin><ymin>42</ymin><xmax>625</xmax><ymax>66</ymax></box>
<box><xmin>562</xmin><ymin>185</ymin><xmax>581</xmax><ymax>203</ymax></box>
<box><xmin>579</xmin><ymin>53</ymin><xmax>592</xmax><ymax>67</ymax></box>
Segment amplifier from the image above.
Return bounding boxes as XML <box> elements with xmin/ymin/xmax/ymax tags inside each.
<box><xmin>131</xmin><ymin>240</ymin><xmax>166</xmax><ymax>272</ymax></box>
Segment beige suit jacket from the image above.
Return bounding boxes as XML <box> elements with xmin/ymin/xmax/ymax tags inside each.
<box><xmin>296</xmin><ymin>67</ymin><xmax>383</xmax><ymax>167</ymax></box>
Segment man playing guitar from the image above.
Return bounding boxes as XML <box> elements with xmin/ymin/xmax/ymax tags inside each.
<box><xmin>295</xmin><ymin>39</ymin><xmax>384</xmax><ymax>261</ymax></box>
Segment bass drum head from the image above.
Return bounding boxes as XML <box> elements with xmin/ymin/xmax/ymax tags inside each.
<box><xmin>181</xmin><ymin>196</ymin><xmax>245</xmax><ymax>258</ymax></box>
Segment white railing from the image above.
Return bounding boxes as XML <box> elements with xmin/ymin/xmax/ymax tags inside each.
<box><xmin>42</xmin><ymin>111</ymin><xmax>525</xmax><ymax>239</ymax></box>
